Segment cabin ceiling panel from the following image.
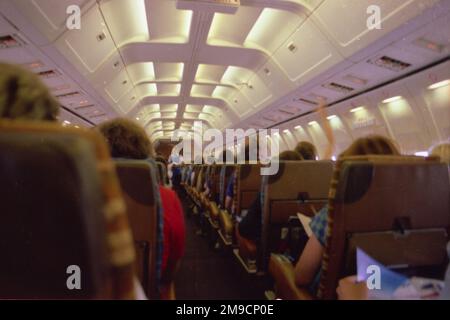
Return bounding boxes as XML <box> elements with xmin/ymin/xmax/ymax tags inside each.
<box><xmin>273</xmin><ymin>18</ymin><xmax>345</xmax><ymax>84</ymax></box>
<box><xmin>55</xmin><ymin>6</ymin><xmax>115</xmax><ymax>73</ymax></box>
<box><xmin>313</xmin><ymin>0</ymin><xmax>440</xmax><ymax>58</ymax></box>
<box><xmin>11</xmin><ymin>0</ymin><xmax>89</xmax><ymax>44</ymax></box>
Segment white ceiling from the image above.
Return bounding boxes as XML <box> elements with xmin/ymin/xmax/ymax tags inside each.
<box><xmin>0</xmin><ymin>0</ymin><xmax>449</xmax><ymax>141</ymax></box>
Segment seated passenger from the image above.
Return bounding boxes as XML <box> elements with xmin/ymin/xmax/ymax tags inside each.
<box><xmin>238</xmin><ymin>150</ymin><xmax>303</xmax><ymax>242</ymax></box>
<box><xmin>294</xmin><ymin>141</ymin><xmax>317</xmax><ymax>160</ymax></box>
<box><xmin>294</xmin><ymin>135</ymin><xmax>400</xmax><ymax>295</ymax></box>
<box><xmin>97</xmin><ymin>118</ymin><xmax>185</xmax><ymax>300</ymax></box>
<box><xmin>430</xmin><ymin>143</ymin><xmax>450</xmax><ymax>163</ymax></box>
<box><xmin>155</xmin><ymin>155</ymin><xmax>170</xmax><ymax>186</ymax></box>
<box><xmin>0</xmin><ymin>63</ymin><xmax>59</xmax><ymax>121</ymax></box>
<box><xmin>225</xmin><ymin>139</ymin><xmax>258</xmax><ymax>213</ymax></box>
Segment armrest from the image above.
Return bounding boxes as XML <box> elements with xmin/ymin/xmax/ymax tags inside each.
<box><xmin>209</xmin><ymin>202</ymin><xmax>220</xmax><ymax>220</ymax></box>
<box><xmin>235</xmin><ymin>227</ymin><xmax>257</xmax><ymax>260</ymax></box>
<box><xmin>219</xmin><ymin>210</ymin><xmax>234</xmax><ymax>235</ymax></box>
<box><xmin>269</xmin><ymin>254</ymin><xmax>314</xmax><ymax>300</ymax></box>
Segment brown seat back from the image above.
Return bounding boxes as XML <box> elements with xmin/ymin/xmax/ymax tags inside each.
<box><xmin>219</xmin><ymin>165</ymin><xmax>236</xmax><ymax>208</ymax></box>
<box><xmin>0</xmin><ymin>120</ymin><xmax>135</xmax><ymax>299</ymax></box>
<box><xmin>210</xmin><ymin>164</ymin><xmax>222</xmax><ymax>202</ymax></box>
<box><xmin>260</xmin><ymin>161</ymin><xmax>334</xmax><ymax>269</ymax></box>
<box><xmin>195</xmin><ymin>165</ymin><xmax>206</xmax><ymax>193</ymax></box>
<box><xmin>115</xmin><ymin>160</ymin><xmax>160</xmax><ymax>299</ymax></box>
<box><xmin>234</xmin><ymin>164</ymin><xmax>262</xmax><ymax>216</ymax></box>
<box><xmin>319</xmin><ymin>155</ymin><xmax>450</xmax><ymax>299</ymax></box>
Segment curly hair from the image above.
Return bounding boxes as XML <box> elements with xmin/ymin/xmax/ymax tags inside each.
<box><xmin>0</xmin><ymin>63</ymin><xmax>59</xmax><ymax>121</ymax></box>
<box><xmin>97</xmin><ymin>118</ymin><xmax>155</xmax><ymax>159</ymax></box>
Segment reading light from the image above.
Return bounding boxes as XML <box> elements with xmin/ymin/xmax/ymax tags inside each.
<box><xmin>136</xmin><ymin>117</ymin><xmax>140</xmax><ymax>121</ymax></box>
<box><xmin>350</xmin><ymin>106</ymin><xmax>364</xmax><ymax>113</ymax></box>
<box><xmin>382</xmin><ymin>96</ymin><xmax>402</xmax><ymax>104</ymax></box>
<box><xmin>327</xmin><ymin>115</ymin><xmax>337</xmax><ymax>120</ymax></box>
<box><xmin>428</xmin><ymin>79</ymin><xmax>450</xmax><ymax>90</ymax></box>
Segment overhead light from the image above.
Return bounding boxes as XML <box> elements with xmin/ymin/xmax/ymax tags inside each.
<box><xmin>414</xmin><ymin>151</ymin><xmax>429</xmax><ymax>157</ymax></box>
<box><xmin>295</xmin><ymin>125</ymin><xmax>301</xmax><ymax>130</ymax></box>
<box><xmin>63</xmin><ymin>120</ymin><xmax>71</xmax><ymax>124</ymax></box>
<box><xmin>308</xmin><ymin>121</ymin><xmax>318</xmax><ymax>126</ymax></box>
<box><xmin>428</xmin><ymin>79</ymin><xmax>450</xmax><ymax>90</ymax></box>
<box><xmin>327</xmin><ymin>115</ymin><xmax>337</xmax><ymax>120</ymax></box>
<box><xmin>75</xmin><ymin>125</ymin><xmax>79</xmax><ymax>128</ymax></box>
<box><xmin>331</xmin><ymin>156</ymin><xmax>336</xmax><ymax>161</ymax></box>
<box><xmin>136</xmin><ymin>117</ymin><xmax>140</xmax><ymax>121</ymax></box>
<box><xmin>382</xmin><ymin>96</ymin><xmax>402</xmax><ymax>104</ymax></box>
<box><xmin>350</xmin><ymin>106</ymin><xmax>364</xmax><ymax>113</ymax></box>
<box><xmin>283</xmin><ymin>129</ymin><xmax>289</xmax><ymax>134</ymax></box>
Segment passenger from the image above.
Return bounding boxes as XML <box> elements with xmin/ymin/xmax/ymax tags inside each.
<box><xmin>430</xmin><ymin>143</ymin><xmax>450</xmax><ymax>163</ymax></box>
<box><xmin>0</xmin><ymin>62</ymin><xmax>59</xmax><ymax>121</ymax></box>
<box><xmin>225</xmin><ymin>137</ymin><xmax>259</xmax><ymax>213</ymax></box>
<box><xmin>294</xmin><ymin>142</ymin><xmax>317</xmax><ymax>160</ymax></box>
<box><xmin>237</xmin><ymin>150</ymin><xmax>303</xmax><ymax>242</ymax></box>
<box><xmin>294</xmin><ymin>135</ymin><xmax>400</xmax><ymax>295</ymax></box>
<box><xmin>156</xmin><ymin>155</ymin><xmax>170</xmax><ymax>186</ymax></box>
<box><xmin>97</xmin><ymin>118</ymin><xmax>185</xmax><ymax>300</ymax></box>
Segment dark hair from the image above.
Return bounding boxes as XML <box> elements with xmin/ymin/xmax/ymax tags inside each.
<box><xmin>279</xmin><ymin>150</ymin><xmax>303</xmax><ymax>161</ymax></box>
<box><xmin>97</xmin><ymin>118</ymin><xmax>154</xmax><ymax>159</ymax></box>
<box><xmin>294</xmin><ymin>141</ymin><xmax>317</xmax><ymax>160</ymax></box>
<box><xmin>340</xmin><ymin>135</ymin><xmax>399</xmax><ymax>158</ymax></box>
<box><xmin>218</xmin><ymin>149</ymin><xmax>235</xmax><ymax>163</ymax></box>
<box><xmin>0</xmin><ymin>63</ymin><xmax>59</xmax><ymax>121</ymax></box>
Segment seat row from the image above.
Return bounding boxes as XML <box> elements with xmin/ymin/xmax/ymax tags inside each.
<box><xmin>179</xmin><ymin>154</ymin><xmax>450</xmax><ymax>299</ymax></box>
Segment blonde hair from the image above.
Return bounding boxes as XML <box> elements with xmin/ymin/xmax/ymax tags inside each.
<box><xmin>0</xmin><ymin>63</ymin><xmax>59</xmax><ymax>121</ymax></box>
<box><xmin>97</xmin><ymin>118</ymin><xmax>155</xmax><ymax>159</ymax></box>
<box><xmin>430</xmin><ymin>143</ymin><xmax>450</xmax><ymax>163</ymax></box>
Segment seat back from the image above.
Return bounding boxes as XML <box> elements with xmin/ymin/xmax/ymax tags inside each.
<box><xmin>260</xmin><ymin>161</ymin><xmax>334</xmax><ymax>268</ymax></box>
<box><xmin>234</xmin><ymin>164</ymin><xmax>262</xmax><ymax>216</ymax></box>
<box><xmin>195</xmin><ymin>165</ymin><xmax>206</xmax><ymax>193</ymax></box>
<box><xmin>114</xmin><ymin>160</ymin><xmax>161</xmax><ymax>299</ymax></box>
<box><xmin>210</xmin><ymin>164</ymin><xmax>222</xmax><ymax>203</ymax></box>
<box><xmin>190</xmin><ymin>165</ymin><xmax>201</xmax><ymax>188</ymax></box>
<box><xmin>0</xmin><ymin>120</ymin><xmax>135</xmax><ymax>299</ymax></box>
<box><xmin>155</xmin><ymin>161</ymin><xmax>168</xmax><ymax>186</ymax></box>
<box><xmin>219</xmin><ymin>165</ymin><xmax>236</xmax><ymax>208</ymax></box>
<box><xmin>318</xmin><ymin>155</ymin><xmax>450</xmax><ymax>299</ymax></box>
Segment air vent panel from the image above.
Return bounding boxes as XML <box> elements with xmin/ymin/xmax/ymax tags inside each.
<box><xmin>56</xmin><ymin>91</ymin><xmax>83</xmax><ymax>99</ymax></box>
<box><xmin>367</xmin><ymin>55</ymin><xmax>411</xmax><ymax>72</ymax></box>
<box><xmin>295</xmin><ymin>98</ymin><xmax>317</xmax><ymax>106</ymax></box>
<box><xmin>0</xmin><ymin>35</ymin><xmax>25</xmax><ymax>49</ymax></box>
<box><xmin>37</xmin><ymin>70</ymin><xmax>61</xmax><ymax>79</ymax></box>
<box><xmin>323</xmin><ymin>82</ymin><xmax>355</xmax><ymax>93</ymax></box>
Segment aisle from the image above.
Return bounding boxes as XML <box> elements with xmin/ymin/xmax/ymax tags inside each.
<box><xmin>174</xmin><ymin>198</ymin><xmax>263</xmax><ymax>300</ymax></box>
